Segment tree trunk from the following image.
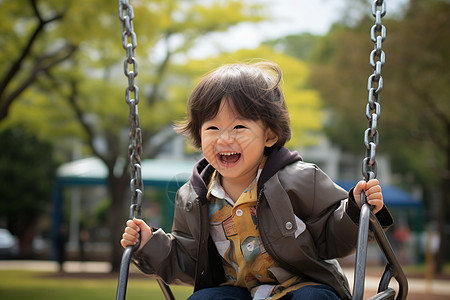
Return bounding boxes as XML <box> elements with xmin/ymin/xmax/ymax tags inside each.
<box><xmin>435</xmin><ymin>139</ymin><xmax>450</xmax><ymax>273</ymax></box>
<box><xmin>107</xmin><ymin>172</ymin><xmax>129</xmax><ymax>272</ymax></box>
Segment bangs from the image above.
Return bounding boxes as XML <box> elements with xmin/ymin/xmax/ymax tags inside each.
<box><xmin>175</xmin><ymin>61</ymin><xmax>290</xmax><ymax>150</ymax></box>
<box><xmin>202</xmin><ymin>63</ymin><xmax>281</xmax><ymax>122</ymax></box>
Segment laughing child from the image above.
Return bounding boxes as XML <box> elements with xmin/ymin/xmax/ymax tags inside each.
<box><xmin>121</xmin><ymin>61</ymin><xmax>393</xmax><ymax>300</ymax></box>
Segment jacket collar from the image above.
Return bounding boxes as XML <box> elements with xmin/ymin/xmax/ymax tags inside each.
<box><xmin>190</xmin><ymin>146</ymin><xmax>302</xmax><ymax>204</ymax></box>
<box><xmin>257</xmin><ymin>147</ymin><xmax>302</xmax><ymax>193</ymax></box>
<box><xmin>191</xmin><ymin>158</ymin><xmax>213</xmax><ymax>205</ymax></box>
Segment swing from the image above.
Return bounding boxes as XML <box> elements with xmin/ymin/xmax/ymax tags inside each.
<box><xmin>115</xmin><ymin>1</ymin><xmax>408</xmax><ymax>299</ymax></box>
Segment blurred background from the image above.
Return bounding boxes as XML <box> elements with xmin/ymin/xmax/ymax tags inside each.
<box><xmin>0</xmin><ymin>0</ymin><xmax>449</xmax><ymax>298</ymax></box>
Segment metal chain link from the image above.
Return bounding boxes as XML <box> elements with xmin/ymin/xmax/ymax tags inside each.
<box><xmin>119</xmin><ymin>0</ymin><xmax>143</xmax><ymax>220</ymax></box>
<box><xmin>116</xmin><ymin>3</ymin><xmax>175</xmax><ymax>300</ymax></box>
<box><xmin>362</xmin><ymin>0</ymin><xmax>386</xmax><ymax>181</ymax></box>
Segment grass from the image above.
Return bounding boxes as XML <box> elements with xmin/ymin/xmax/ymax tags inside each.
<box><xmin>0</xmin><ymin>270</ymin><xmax>193</xmax><ymax>300</ymax></box>
<box><xmin>2</xmin><ymin>263</ymin><xmax>449</xmax><ymax>300</ymax></box>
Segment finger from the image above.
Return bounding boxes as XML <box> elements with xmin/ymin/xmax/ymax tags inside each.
<box><xmin>132</xmin><ymin>218</ymin><xmax>146</xmax><ymax>228</ymax></box>
<box><xmin>353</xmin><ymin>181</ymin><xmax>366</xmax><ymax>206</ymax></box>
<box><xmin>366</xmin><ymin>179</ymin><xmax>380</xmax><ymax>189</ymax></box>
<box><xmin>124</xmin><ymin>226</ymin><xmax>139</xmax><ymax>238</ymax></box>
<box><xmin>367</xmin><ymin>199</ymin><xmax>383</xmax><ymax>207</ymax></box>
<box><xmin>120</xmin><ymin>237</ymin><xmax>136</xmax><ymax>248</ymax></box>
<box><xmin>366</xmin><ymin>185</ymin><xmax>382</xmax><ymax>197</ymax></box>
<box><xmin>126</xmin><ymin>219</ymin><xmax>140</xmax><ymax>230</ymax></box>
<box><xmin>366</xmin><ymin>185</ymin><xmax>382</xmax><ymax>201</ymax></box>
<box><xmin>122</xmin><ymin>231</ymin><xmax>137</xmax><ymax>241</ymax></box>
<box><xmin>122</xmin><ymin>232</ymin><xmax>138</xmax><ymax>244</ymax></box>
<box><xmin>366</xmin><ymin>191</ymin><xmax>383</xmax><ymax>201</ymax></box>
<box><xmin>366</xmin><ymin>190</ymin><xmax>382</xmax><ymax>205</ymax></box>
<box><xmin>367</xmin><ymin>200</ymin><xmax>383</xmax><ymax>214</ymax></box>
<box><xmin>353</xmin><ymin>181</ymin><xmax>366</xmax><ymax>198</ymax></box>
<box><xmin>120</xmin><ymin>233</ymin><xmax>137</xmax><ymax>247</ymax></box>
<box><xmin>354</xmin><ymin>180</ymin><xmax>366</xmax><ymax>193</ymax></box>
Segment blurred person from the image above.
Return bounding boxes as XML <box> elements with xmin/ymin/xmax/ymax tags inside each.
<box><xmin>393</xmin><ymin>224</ymin><xmax>410</xmax><ymax>264</ymax></box>
<box><xmin>56</xmin><ymin>224</ymin><xmax>68</xmax><ymax>272</ymax></box>
<box><xmin>79</xmin><ymin>228</ymin><xmax>90</xmax><ymax>262</ymax></box>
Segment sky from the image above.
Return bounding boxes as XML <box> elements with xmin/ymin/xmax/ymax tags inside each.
<box><xmin>187</xmin><ymin>0</ymin><xmax>409</xmax><ymax>59</ymax></box>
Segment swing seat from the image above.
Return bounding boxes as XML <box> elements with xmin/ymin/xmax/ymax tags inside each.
<box><xmin>367</xmin><ymin>288</ymin><xmax>396</xmax><ymax>300</ymax></box>
<box><xmin>352</xmin><ymin>203</ymin><xmax>408</xmax><ymax>300</ymax></box>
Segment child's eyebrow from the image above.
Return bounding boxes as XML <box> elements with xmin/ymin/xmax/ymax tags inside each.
<box><xmin>233</xmin><ymin>115</ymin><xmax>250</xmax><ymax>122</ymax></box>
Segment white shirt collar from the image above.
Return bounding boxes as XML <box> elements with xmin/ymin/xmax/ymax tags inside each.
<box><xmin>210</xmin><ymin>169</ymin><xmax>263</xmax><ymax>206</ymax></box>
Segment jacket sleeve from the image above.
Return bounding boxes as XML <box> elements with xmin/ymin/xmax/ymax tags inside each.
<box><xmin>131</xmin><ymin>184</ymin><xmax>198</xmax><ymax>285</ymax></box>
<box><xmin>347</xmin><ymin>187</ymin><xmax>393</xmax><ymax>228</ymax></box>
<box><xmin>302</xmin><ymin>166</ymin><xmax>393</xmax><ymax>259</ymax></box>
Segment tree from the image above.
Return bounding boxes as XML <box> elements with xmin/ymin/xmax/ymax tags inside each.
<box><xmin>305</xmin><ymin>0</ymin><xmax>450</xmax><ymax>271</ymax></box>
<box><xmin>263</xmin><ymin>33</ymin><xmax>319</xmax><ymax>61</ymax></box>
<box><xmin>179</xmin><ymin>46</ymin><xmax>323</xmax><ymax>149</ymax></box>
<box><xmin>0</xmin><ymin>127</ymin><xmax>56</xmax><ymax>257</ymax></box>
<box><xmin>0</xmin><ymin>0</ymin><xmax>268</xmax><ymax>270</ymax></box>
<box><xmin>0</xmin><ymin>0</ymin><xmax>77</xmax><ymax>122</ymax></box>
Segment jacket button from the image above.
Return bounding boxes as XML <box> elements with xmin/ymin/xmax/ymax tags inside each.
<box><xmin>186</xmin><ymin>201</ymin><xmax>193</xmax><ymax>212</ymax></box>
<box><xmin>285</xmin><ymin>221</ymin><xmax>293</xmax><ymax>230</ymax></box>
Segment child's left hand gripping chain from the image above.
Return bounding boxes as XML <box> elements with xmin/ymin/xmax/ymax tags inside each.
<box><xmin>353</xmin><ymin>179</ymin><xmax>384</xmax><ymax>214</ymax></box>
<box><xmin>120</xmin><ymin>218</ymin><xmax>153</xmax><ymax>252</ymax></box>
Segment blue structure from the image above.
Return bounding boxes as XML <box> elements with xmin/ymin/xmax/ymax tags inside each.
<box><xmin>51</xmin><ymin>157</ymin><xmax>196</xmax><ymax>259</ymax></box>
<box><xmin>51</xmin><ymin>158</ymin><xmax>422</xmax><ymax>259</ymax></box>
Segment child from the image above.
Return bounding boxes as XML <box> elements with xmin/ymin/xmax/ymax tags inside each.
<box><xmin>121</xmin><ymin>61</ymin><xmax>393</xmax><ymax>300</ymax></box>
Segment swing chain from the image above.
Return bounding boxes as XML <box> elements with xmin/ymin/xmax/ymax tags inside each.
<box><xmin>362</xmin><ymin>0</ymin><xmax>386</xmax><ymax>181</ymax></box>
<box><xmin>119</xmin><ymin>0</ymin><xmax>142</xmax><ymax>220</ymax></box>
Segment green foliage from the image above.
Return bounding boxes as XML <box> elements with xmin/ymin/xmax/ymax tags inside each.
<box><xmin>263</xmin><ymin>33</ymin><xmax>319</xmax><ymax>61</ymax></box>
<box><xmin>177</xmin><ymin>46</ymin><xmax>323</xmax><ymax>149</ymax></box>
<box><xmin>0</xmin><ymin>127</ymin><xmax>56</xmax><ymax>236</ymax></box>
<box><xmin>306</xmin><ymin>0</ymin><xmax>450</xmax><ymax>188</ymax></box>
<box><xmin>382</xmin><ymin>0</ymin><xmax>450</xmax><ymax>186</ymax></box>
<box><xmin>0</xmin><ymin>0</ymin><xmax>268</xmax><ymax>156</ymax></box>
<box><xmin>264</xmin><ymin>0</ymin><xmax>450</xmax><ymax>270</ymax></box>
<box><xmin>0</xmin><ymin>0</ymin><xmax>271</xmax><ymax>268</ymax></box>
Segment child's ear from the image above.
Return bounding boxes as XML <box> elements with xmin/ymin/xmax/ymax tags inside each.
<box><xmin>264</xmin><ymin>128</ymin><xmax>279</xmax><ymax>147</ymax></box>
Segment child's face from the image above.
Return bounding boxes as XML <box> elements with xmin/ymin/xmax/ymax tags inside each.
<box><xmin>200</xmin><ymin>99</ymin><xmax>278</xmax><ymax>185</ymax></box>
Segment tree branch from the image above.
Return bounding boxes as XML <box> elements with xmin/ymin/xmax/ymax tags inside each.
<box><xmin>408</xmin><ymin>77</ymin><xmax>450</xmax><ymax>127</ymax></box>
<box><xmin>146</xmin><ymin>128</ymin><xmax>177</xmax><ymax>158</ymax></box>
<box><xmin>148</xmin><ymin>32</ymin><xmax>173</xmax><ymax>106</ymax></box>
<box><xmin>0</xmin><ymin>44</ymin><xmax>77</xmax><ymax>121</ymax></box>
<box><xmin>0</xmin><ymin>0</ymin><xmax>64</xmax><ymax>99</ymax></box>
<box><xmin>407</xmin><ymin>80</ymin><xmax>450</xmax><ymax>149</ymax></box>
<box><xmin>66</xmin><ymin>80</ymin><xmax>109</xmax><ymax>165</ymax></box>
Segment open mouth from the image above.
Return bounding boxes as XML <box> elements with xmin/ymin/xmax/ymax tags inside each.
<box><xmin>217</xmin><ymin>152</ymin><xmax>241</xmax><ymax>165</ymax></box>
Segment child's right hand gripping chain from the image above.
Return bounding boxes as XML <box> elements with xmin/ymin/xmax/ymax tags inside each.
<box><xmin>353</xmin><ymin>179</ymin><xmax>384</xmax><ymax>214</ymax></box>
<box><xmin>120</xmin><ymin>218</ymin><xmax>153</xmax><ymax>252</ymax></box>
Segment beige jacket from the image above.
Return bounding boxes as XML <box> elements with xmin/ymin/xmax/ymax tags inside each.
<box><xmin>132</xmin><ymin>147</ymin><xmax>393</xmax><ymax>299</ymax></box>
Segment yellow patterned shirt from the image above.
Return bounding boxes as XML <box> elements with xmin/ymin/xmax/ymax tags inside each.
<box><xmin>207</xmin><ymin>169</ymin><xmax>319</xmax><ymax>299</ymax></box>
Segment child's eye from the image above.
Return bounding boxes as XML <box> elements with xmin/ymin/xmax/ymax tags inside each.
<box><xmin>206</xmin><ymin>126</ymin><xmax>219</xmax><ymax>130</ymax></box>
<box><xmin>234</xmin><ymin>125</ymin><xmax>246</xmax><ymax>130</ymax></box>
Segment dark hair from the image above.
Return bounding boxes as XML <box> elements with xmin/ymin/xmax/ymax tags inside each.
<box><xmin>175</xmin><ymin>61</ymin><xmax>291</xmax><ymax>150</ymax></box>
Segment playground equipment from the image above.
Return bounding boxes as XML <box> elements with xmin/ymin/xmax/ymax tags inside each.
<box><xmin>115</xmin><ymin>1</ymin><xmax>408</xmax><ymax>299</ymax></box>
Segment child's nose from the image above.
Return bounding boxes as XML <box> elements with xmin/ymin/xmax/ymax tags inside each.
<box><xmin>217</xmin><ymin>129</ymin><xmax>233</xmax><ymax>144</ymax></box>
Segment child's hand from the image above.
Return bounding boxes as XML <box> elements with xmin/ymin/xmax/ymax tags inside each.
<box><xmin>353</xmin><ymin>179</ymin><xmax>384</xmax><ymax>214</ymax></box>
<box><xmin>120</xmin><ymin>218</ymin><xmax>153</xmax><ymax>252</ymax></box>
